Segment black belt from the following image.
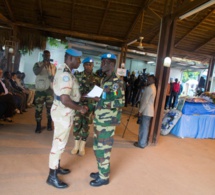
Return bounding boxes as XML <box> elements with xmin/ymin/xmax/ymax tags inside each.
<box><xmin>55</xmin><ymin>95</ymin><xmax>79</xmax><ymax>105</ymax></box>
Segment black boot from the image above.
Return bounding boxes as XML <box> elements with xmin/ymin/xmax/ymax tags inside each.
<box><xmin>90</xmin><ymin>177</ymin><xmax>109</xmax><ymax>187</ymax></box>
<box><xmin>46</xmin><ymin>169</ymin><xmax>68</xmax><ymax>189</ymax></box>
<box><xmin>90</xmin><ymin>172</ymin><xmax>99</xmax><ymax>179</ymax></box>
<box><xmin>47</xmin><ymin>118</ymin><xmax>52</xmax><ymax>131</ymax></box>
<box><xmin>58</xmin><ymin>161</ymin><xmax>71</xmax><ymax>175</ymax></box>
<box><xmin>35</xmin><ymin>121</ymin><xmax>41</xmax><ymax>133</ymax></box>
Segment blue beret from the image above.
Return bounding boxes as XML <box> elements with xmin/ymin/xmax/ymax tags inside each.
<box><xmin>101</xmin><ymin>53</ymin><xmax>117</xmax><ymax>60</ymax></box>
<box><xmin>82</xmin><ymin>57</ymin><xmax>94</xmax><ymax>64</ymax></box>
<box><xmin>66</xmin><ymin>48</ymin><xmax>82</xmax><ymax>57</ymax></box>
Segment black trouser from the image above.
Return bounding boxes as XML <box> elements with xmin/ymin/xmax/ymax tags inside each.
<box><xmin>0</xmin><ymin>94</ymin><xmax>16</xmax><ymax>117</ymax></box>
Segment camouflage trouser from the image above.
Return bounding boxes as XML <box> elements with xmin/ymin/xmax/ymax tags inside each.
<box><xmin>73</xmin><ymin>110</ymin><xmax>92</xmax><ymax>140</ymax></box>
<box><xmin>34</xmin><ymin>89</ymin><xmax>54</xmax><ymax>122</ymax></box>
<box><xmin>49</xmin><ymin>102</ymin><xmax>74</xmax><ymax>169</ymax></box>
<box><xmin>93</xmin><ymin>125</ymin><xmax>116</xmax><ymax>180</ymax></box>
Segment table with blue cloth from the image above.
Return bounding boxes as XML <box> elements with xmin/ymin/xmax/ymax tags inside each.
<box><xmin>171</xmin><ymin>102</ymin><xmax>215</xmax><ymax>139</ymax></box>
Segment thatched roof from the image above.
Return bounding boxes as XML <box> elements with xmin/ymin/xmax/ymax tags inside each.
<box><xmin>0</xmin><ymin>0</ymin><xmax>214</xmax><ymax>64</ymax></box>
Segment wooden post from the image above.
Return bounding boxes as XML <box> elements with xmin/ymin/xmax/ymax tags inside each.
<box><xmin>205</xmin><ymin>57</ymin><xmax>215</xmax><ymax>92</ymax></box>
<box><xmin>119</xmin><ymin>45</ymin><xmax>127</xmax><ymax>68</ymax></box>
<box><xmin>148</xmin><ymin>16</ymin><xmax>177</xmax><ymax>145</ymax></box>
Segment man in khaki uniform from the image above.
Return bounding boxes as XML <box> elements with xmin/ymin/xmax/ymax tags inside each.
<box><xmin>33</xmin><ymin>50</ymin><xmax>56</xmax><ymax>133</ymax></box>
<box><xmin>46</xmin><ymin>48</ymin><xmax>88</xmax><ymax>189</ymax></box>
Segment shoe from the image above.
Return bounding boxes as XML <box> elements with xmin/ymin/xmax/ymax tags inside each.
<box><xmin>46</xmin><ymin>169</ymin><xmax>68</xmax><ymax>189</ymax></box>
<box><xmin>35</xmin><ymin>121</ymin><xmax>41</xmax><ymax>133</ymax></box>
<box><xmin>47</xmin><ymin>118</ymin><xmax>53</xmax><ymax>131</ymax></box>
<box><xmin>90</xmin><ymin>177</ymin><xmax>109</xmax><ymax>187</ymax></box>
<box><xmin>90</xmin><ymin>172</ymin><xmax>99</xmax><ymax>179</ymax></box>
<box><xmin>133</xmin><ymin>142</ymin><xmax>145</xmax><ymax>149</ymax></box>
<box><xmin>58</xmin><ymin>161</ymin><xmax>71</xmax><ymax>175</ymax></box>
<box><xmin>4</xmin><ymin>118</ymin><xmax>13</xmax><ymax>122</ymax></box>
<box><xmin>71</xmin><ymin>140</ymin><xmax>80</xmax><ymax>155</ymax></box>
<box><xmin>15</xmin><ymin>109</ymin><xmax>20</xmax><ymax>114</ymax></box>
<box><xmin>78</xmin><ymin>140</ymin><xmax>86</xmax><ymax>156</ymax></box>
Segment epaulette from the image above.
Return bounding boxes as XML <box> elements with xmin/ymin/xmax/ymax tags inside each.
<box><xmin>63</xmin><ymin>67</ymin><xmax>71</xmax><ymax>73</ymax></box>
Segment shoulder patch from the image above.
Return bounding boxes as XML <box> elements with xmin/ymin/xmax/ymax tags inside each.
<box><xmin>63</xmin><ymin>76</ymin><xmax>70</xmax><ymax>82</ymax></box>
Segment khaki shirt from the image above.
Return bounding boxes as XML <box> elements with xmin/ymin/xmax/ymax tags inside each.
<box><xmin>52</xmin><ymin>63</ymin><xmax>81</xmax><ymax>111</ymax></box>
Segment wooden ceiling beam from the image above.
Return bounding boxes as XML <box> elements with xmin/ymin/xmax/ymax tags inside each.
<box><xmin>144</xmin><ymin>0</ymin><xmax>211</xmax><ymax>39</ymax></box>
<box><xmin>75</xmin><ymin>3</ymin><xmax>137</xmax><ymax>15</ymax></box>
<box><xmin>98</xmin><ymin>0</ymin><xmax>112</xmax><ymax>35</ymax></box>
<box><xmin>129</xmin><ymin>41</ymin><xmax>212</xmax><ymax>59</ymax></box>
<box><xmin>3</xmin><ymin>0</ymin><xmax>14</xmax><ymax>21</ymax></box>
<box><xmin>70</xmin><ymin>0</ymin><xmax>76</xmax><ymax>30</ymax></box>
<box><xmin>0</xmin><ymin>12</ymin><xmax>13</xmax><ymax>26</ymax></box>
<box><xmin>125</xmin><ymin>0</ymin><xmax>156</xmax><ymax>39</ymax></box>
<box><xmin>194</xmin><ymin>36</ymin><xmax>215</xmax><ymax>51</ymax></box>
<box><xmin>15</xmin><ymin>21</ymin><xmax>124</xmax><ymax>43</ymax></box>
<box><xmin>173</xmin><ymin>0</ymin><xmax>210</xmax><ymax>18</ymax></box>
<box><xmin>0</xmin><ymin>25</ymin><xmax>12</xmax><ymax>29</ymax></box>
<box><xmin>175</xmin><ymin>9</ymin><xmax>214</xmax><ymax>47</ymax></box>
<box><xmin>38</xmin><ymin>0</ymin><xmax>43</xmax><ymax>17</ymax></box>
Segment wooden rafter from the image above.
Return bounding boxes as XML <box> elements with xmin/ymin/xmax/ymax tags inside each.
<box><xmin>38</xmin><ymin>0</ymin><xmax>43</xmax><ymax>17</ymax></box>
<box><xmin>3</xmin><ymin>0</ymin><xmax>14</xmax><ymax>21</ymax></box>
<box><xmin>175</xmin><ymin>9</ymin><xmax>214</xmax><ymax>47</ymax></box>
<box><xmin>0</xmin><ymin>12</ymin><xmax>13</xmax><ymax>25</ymax></box>
<box><xmin>194</xmin><ymin>36</ymin><xmax>215</xmax><ymax>51</ymax></box>
<box><xmin>125</xmin><ymin>0</ymin><xmax>156</xmax><ymax>39</ymax></box>
<box><xmin>144</xmin><ymin>0</ymin><xmax>210</xmax><ymax>39</ymax></box>
<box><xmin>98</xmin><ymin>0</ymin><xmax>111</xmax><ymax>35</ymax></box>
<box><xmin>70</xmin><ymin>0</ymin><xmax>76</xmax><ymax>30</ymax></box>
<box><xmin>38</xmin><ymin>0</ymin><xmax>46</xmax><ymax>25</ymax></box>
<box><xmin>173</xmin><ymin>0</ymin><xmax>210</xmax><ymax>18</ymax></box>
<box><xmin>15</xmin><ymin>21</ymin><xmax>124</xmax><ymax>43</ymax></box>
<box><xmin>75</xmin><ymin>3</ymin><xmax>136</xmax><ymax>15</ymax></box>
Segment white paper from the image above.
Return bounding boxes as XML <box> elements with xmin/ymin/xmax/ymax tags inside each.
<box><xmin>84</xmin><ymin>85</ymin><xmax>103</xmax><ymax>98</ymax></box>
<box><xmin>117</xmin><ymin>68</ymin><xmax>127</xmax><ymax>76</ymax></box>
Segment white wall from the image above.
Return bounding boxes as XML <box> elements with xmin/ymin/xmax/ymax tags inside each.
<box><xmin>20</xmin><ymin>42</ymin><xmax>103</xmax><ymax>84</ymax></box>
<box><xmin>20</xmin><ymin>42</ymin><xmax>182</xmax><ymax>85</ymax></box>
<box><xmin>169</xmin><ymin>68</ymin><xmax>182</xmax><ymax>83</ymax></box>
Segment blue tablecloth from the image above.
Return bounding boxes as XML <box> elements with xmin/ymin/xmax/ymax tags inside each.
<box><xmin>171</xmin><ymin>115</ymin><xmax>215</xmax><ymax>139</ymax></box>
<box><xmin>182</xmin><ymin>102</ymin><xmax>215</xmax><ymax>115</ymax></box>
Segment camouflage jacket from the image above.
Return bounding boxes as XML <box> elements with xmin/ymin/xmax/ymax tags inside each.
<box><xmin>94</xmin><ymin>72</ymin><xmax>125</xmax><ymax>126</ymax></box>
<box><xmin>75</xmin><ymin>71</ymin><xmax>100</xmax><ymax>105</ymax></box>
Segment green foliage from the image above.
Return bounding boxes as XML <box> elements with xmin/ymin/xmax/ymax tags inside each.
<box><xmin>182</xmin><ymin>71</ymin><xmax>200</xmax><ymax>83</ymax></box>
<box><xmin>19</xmin><ymin>47</ymin><xmax>32</xmax><ymax>56</ymax></box>
<box><xmin>47</xmin><ymin>37</ymin><xmax>60</xmax><ymax>47</ymax></box>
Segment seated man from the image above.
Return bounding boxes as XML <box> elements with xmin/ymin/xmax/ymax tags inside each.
<box><xmin>3</xmin><ymin>71</ymin><xmax>26</xmax><ymax>113</ymax></box>
<box><xmin>16</xmin><ymin>71</ymin><xmax>35</xmax><ymax>107</ymax></box>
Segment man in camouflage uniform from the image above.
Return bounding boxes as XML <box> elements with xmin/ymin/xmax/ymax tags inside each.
<box><xmin>71</xmin><ymin>57</ymin><xmax>100</xmax><ymax>156</ymax></box>
<box><xmin>33</xmin><ymin>50</ymin><xmax>56</xmax><ymax>133</ymax></box>
<box><xmin>89</xmin><ymin>53</ymin><xmax>125</xmax><ymax>187</ymax></box>
<box><xmin>46</xmin><ymin>48</ymin><xmax>88</xmax><ymax>189</ymax></box>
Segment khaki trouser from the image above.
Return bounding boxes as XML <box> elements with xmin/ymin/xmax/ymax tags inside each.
<box><xmin>49</xmin><ymin>102</ymin><xmax>74</xmax><ymax>169</ymax></box>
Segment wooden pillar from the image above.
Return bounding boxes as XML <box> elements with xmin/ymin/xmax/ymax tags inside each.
<box><xmin>119</xmin><ymin>45</ymin><xmax>127</xmax><ymax>68</ymax></box>
<box><xmin>148</xmin><ymin>16</ymin><xmax>177</xmax><ymax>145</ymax></box>
<box><xmin>205</xmin><ymin>57</ymin><xmax>215</xmax><ymax>92</ymax></box>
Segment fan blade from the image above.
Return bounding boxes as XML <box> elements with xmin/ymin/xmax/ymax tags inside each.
<box><xmin>127</xmin><ymin>39</ymin><xmax>138</xmax><ymax>46</ymax></box>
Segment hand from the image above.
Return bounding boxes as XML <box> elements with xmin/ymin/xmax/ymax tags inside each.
<box><xmin>93</xmin><ymin>96</ymin><xmax>100</xmax><ymax>102</ymax></box>
<box><xmin>81</xmin><ymin>95</ymin><xmax>87</xmax><ymax>101</ymax></box>
<box><xmin>79</xmin><ymin>106</ymin><xmax>88</xmax><ymax>114</ymax></box>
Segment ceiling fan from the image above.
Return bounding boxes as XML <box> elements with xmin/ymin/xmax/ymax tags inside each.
<box><xmin>127</xmin><ymin>36</ymin><xmax>144</xmax><ymax>50</ymax></box>
<box><xmin>137</xmin><ymin>36</ymin><xmax>144</xmax><ymax>49</ymax></box>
